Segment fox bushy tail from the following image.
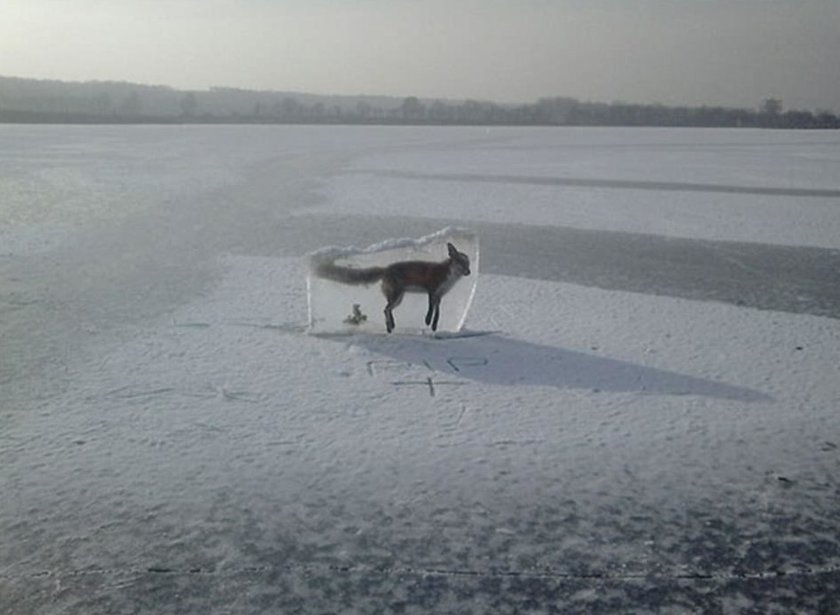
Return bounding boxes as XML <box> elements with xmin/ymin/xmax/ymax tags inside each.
<box><xmin>315</xmin><ymin>261</ymin><xmax>385</xmax><ymax>285</ymax></box>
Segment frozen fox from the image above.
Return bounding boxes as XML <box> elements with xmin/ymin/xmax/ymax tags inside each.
<box><xmin>315</xmin><ymin>242</ymin><xmax>471</xmax><ymax>333</ymax></box>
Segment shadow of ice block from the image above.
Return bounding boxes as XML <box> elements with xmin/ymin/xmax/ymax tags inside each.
<box><xmin>307</xmin><ymin>228</ymin><xmax>479</xmax><ymax>335</ymax></box>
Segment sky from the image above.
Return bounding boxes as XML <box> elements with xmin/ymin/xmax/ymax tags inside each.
<box><xmin>1</xmin><ymin>0</ymin><xmax>839</xmax><ymax>112</ymax></box>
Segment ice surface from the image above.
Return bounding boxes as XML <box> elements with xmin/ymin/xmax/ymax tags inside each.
<box><xmin>2</xmin><ymin>126</ymin><xmax>840</xmax><ymax>612</ymax></box>
<box><xmin>312</xmin><ymin>128</ymin><xmax>840</xmax><ymax>250</ymax></box>
<box><xmin>307</xmin><ymin>227</ymin><xmax>479</xmax><ymax>334</ymax></box>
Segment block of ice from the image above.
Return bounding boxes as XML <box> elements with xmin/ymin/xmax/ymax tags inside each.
<box><xmin>307</xmin><ymin>228</ymin><xmax>479</xmax><ymax>335</ymax></box>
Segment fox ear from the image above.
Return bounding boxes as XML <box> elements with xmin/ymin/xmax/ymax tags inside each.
<box><xmin>447</xmin><ymin>242</ymin><xmax>457</xmax><ymax>255</ymax></box>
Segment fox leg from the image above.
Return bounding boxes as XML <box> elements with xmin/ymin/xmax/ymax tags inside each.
<box><xmin>426</xmin><ymin>293</ymin><xmax>441</xmax><ymax>331</ymax></box>
<box><xmin>383</xmin><ymin>283</ymin><xmax>404</xmax><ymax>333</ymax></box>
<box><xmin>425</xmin><ymin>294</ymin><xmax>435</xmax><ymax>326</ymax></box>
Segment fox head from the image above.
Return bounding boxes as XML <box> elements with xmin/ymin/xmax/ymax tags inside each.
<box><xmin>447</xmin><ymin>242</ymin><xmax>470</xmax><ymax>277</ymax></box>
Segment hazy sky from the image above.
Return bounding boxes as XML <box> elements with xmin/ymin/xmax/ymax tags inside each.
<box><xmin>2</xmin><ymin>0</ymin><xmax>838</xmax><ymax>111</ymax></box>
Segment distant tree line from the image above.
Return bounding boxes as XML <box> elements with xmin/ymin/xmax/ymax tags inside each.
<box><xmin>1</xmin><ymin>76</ymin><xmax>837</xmax><ymax>129</ymax></box>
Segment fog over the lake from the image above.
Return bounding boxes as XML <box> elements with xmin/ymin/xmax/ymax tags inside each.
<box><xmin>1</xmin><ymin>0</ymin><xmax>839</xmax><ymax>112</ymax></box>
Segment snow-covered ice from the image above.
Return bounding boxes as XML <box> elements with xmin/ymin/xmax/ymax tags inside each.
<box><xmin>313</xmin><ymin>127</ymin><xmax>840</xmax><ymax>250</ymax></box>
<box><xmin>1</xmin><ymin>125</ymin><xmax>839</xmax><ymax>612</ymax></box>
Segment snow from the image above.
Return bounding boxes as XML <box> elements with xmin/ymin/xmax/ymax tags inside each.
<box><xmin>1</xmin><ymin>126</ymin><xmax>840</xmax><ymax>612</ymax></box>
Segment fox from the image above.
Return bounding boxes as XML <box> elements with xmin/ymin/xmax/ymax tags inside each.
<box><xmin>315</xmin><ymin>242</ymin><xmax>471</xmax><ymax>333</ymax></box>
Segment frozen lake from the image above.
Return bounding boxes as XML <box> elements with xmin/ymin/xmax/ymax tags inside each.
<box><xmin>2</xmin><ymin>126</ymin><xmax>840</xmax><ymax>612</ymax></box>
